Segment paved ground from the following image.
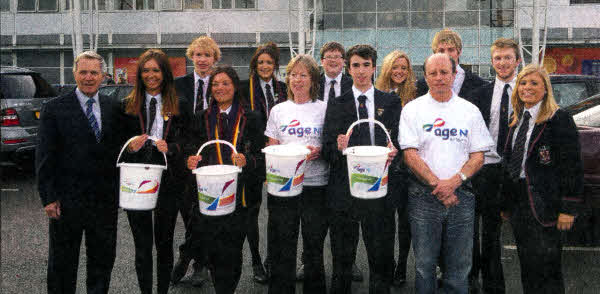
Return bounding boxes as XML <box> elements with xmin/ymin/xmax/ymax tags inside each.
<box><xmin>2</xmin><ymin>165</ymin><xmax>600</xmax><ymax>293</ymax></box>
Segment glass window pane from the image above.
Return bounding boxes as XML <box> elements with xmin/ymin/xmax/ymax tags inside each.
<box><xmin>411</xmin><ymin>0</ymin><xmax>442</xmax><ymax>12</ymax></box>
<box><xmin>184</xmin><ymin>0</ymin><xmax>203</xmax><ymax>9</ymax></box>
<box><xmin>323</xmin><ymin>0</ymin><xmax>341</xmax><ymax>12</ymax></box>
<box><xmin>377</xmin><ymin>12</ymin><xmax>408</xmax><ymax>28</ymax></box>
<box><xmin>1</xmin><ymin>0</ymin><xmax>10</xmax><ymax>11</ymax></box>
<box><xmin>552</xmin><ymin>82</ymin><xmax>588</xmax><ymax>108</ymax></box>
<box><xmin>377</xmin><ymin>0</ymin><xmax>408</xmax><ymax>11</ymax></box>
<box><xmin>323</xmin><ymin>13</ymin><xmax>342</xmax><ymax>29</ymax></box>
<box><xmin>115</xmin><ymin>0</ymin><xmax>133</xmax><ymax>10</ymax></box>
<box><xmin>17</xmin><ymin>0</ymin><xmax>35</xmax><ymax>11</ymax></box>
<box><xmin>445</xmin><ymin>11</ymin><xmax>478</xmax><ymax>27</ymax></box>
<box><xmin>39</xmin><ymin>0</ymin><xmax>57</xmax><ymax>10</ymax></box>
<box><xmin>163</xmin><ymin>0</ymin><xmax>182</xmax><ymax>9</ymax></box>
<box><xmin>343</xmin><ymin>13</ymin><xmax>376</xmax><ymax>29</ymax></box>
<box><xmin>136</xmin><ymin>0</ymin><xmax>154</xmax><ymax>10</ymax></box>
<box><xmin>235</xmin><ymin>0</ymin><xmax>253</xmax><ymax>8</ymax></box>
<box><xmin>446</xmin><ymin>0</ymin><xmax>480</xmax><ymax>11</ymax></box>
<box><xmin>492</xmin><ymin>0</ymin><xmax>514</xmax><ymax>9</ymax></box>
<box><xmin>222</xmin><ymin>0</ymin><xmax>232</xmax><ymax>8</ymax></box>
<box><xmin>344</xmin><ymin>1</ymin><xmax>374</xmax><ymax>12</ymax></box>
<box><xmin>411</xmin><ymin>12</ymin><xmax>443</xmax><ymax>29</ymax></box>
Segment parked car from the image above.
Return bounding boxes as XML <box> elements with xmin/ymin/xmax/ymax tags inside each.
<box><xmin>52</xmin><ymin>84</ymin><xmax>77</xmax><ymax>96</ymax></box>
<box><xmin>1</xmin><ymin>66</ymin><xmax>57</xmax><ymax>167</ymax></box>
<box><xmin>550</xmin><ymin>74</ymin><xmax>600</xmax><ymax>109</ymax></box>
<box><xmin>98</xmin><ymin>84</ymin><xmax>133</xmax><ymax>102</ymax></box>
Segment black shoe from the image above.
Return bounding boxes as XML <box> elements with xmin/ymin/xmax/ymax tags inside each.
<box><xmin>253</xmin><ymin>262</ymin><xmax>268</xmax><ymax>284</ymax></box>
<box><xmin>171</xmin><ymin>256</ymin><xmax>191</xmax><ymax>284</ymax></box>
<box><xmin>352</xmin><ymin>262</ymin><xmax>363</xmax><ymax>282</ymax></box>
<box><xmin>190</xmin><ymin>266</ymin><xmax>209</xmax><ymax>287</ymax></box>
<box><xmin>392</xmin><ymin>264</ymin><xmax>406</xmax><ymax>287</ymax></box>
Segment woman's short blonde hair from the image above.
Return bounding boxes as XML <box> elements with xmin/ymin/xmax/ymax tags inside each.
<box><xmin>375</xmin><ymin>50</ymin><xmax>417</xmax><ymax>106</ymax></box>
<box><xmin>285</xmin><ymin>54</ymin><xmax>320</xmax><ymax>102</ymax></box>
<box><xmin>510</xmin><ymin>64</ymin><xmax>559</xmax><ymax>127</ymax></box>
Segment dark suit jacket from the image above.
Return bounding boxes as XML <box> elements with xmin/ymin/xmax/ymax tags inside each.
<box><xmin>184</xmin><ymin>101</ymin><xmax>266</xmax><ymax>208</ymax></box>
<box><xmin>322</xmin><ymin>88</ymin><xmax>402</xmax><ymax>211</ymax></box>
<box><xmin>318</xmin><ymin>72</ymin><xmax>353</xmax><ymax>102</ymax></box>
<box><xmin>36</xmin><ymin>90</ymin><xmax>120</xmax><ymax>208</ymax></box>
<box><xmin>175</xmin><ymin>72</ymin><xmax>206</xmax><ymax>116</ymax></box>
<box><xmin>502</xmin><ymin>109</ymin><xmax>584</xmax><ymax>226</ymax></box>
<box><xmin>467</xmin><ymin>81</ymin><xmax>496</xmax><ymax>128</ymax></box>
<box><xmin>239</xmin><ymin>76</ymin><xmax>287</xmax><ymax>123</ymax></box>
<box><xmin>416</xmin><ymin>67</ymin><xmax>488</xmax><ymax>99</ymax></box>
<box><xmin>116</xmin><ymin>96</ymin><xmax>192</xmax><ymax>182</ymax></box>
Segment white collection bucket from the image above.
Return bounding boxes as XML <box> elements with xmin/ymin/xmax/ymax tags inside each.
<box><xmin>262</xmin><ymin>144</ymin><xmax>310</xmax><ymax>197</ymax></box>
<box><xmin>342</xmin><ymin>119</ymin><xmax>392</xmax><ymax>199</ymax></box>
<box><xmin>117</xmin><ymin>136</ymin><xmax>167</xmax><ymax>210</ymax></box>
<box><xmin>193</xmin><ymin>140</ymin><xmax>242</xmax><ymax>216</ymax></box>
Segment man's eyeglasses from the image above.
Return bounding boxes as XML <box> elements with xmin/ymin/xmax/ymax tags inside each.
<box><xmin>323</xmin><ymin>55</ymin><xmax>343</xmax><ymax>60</ymax></box>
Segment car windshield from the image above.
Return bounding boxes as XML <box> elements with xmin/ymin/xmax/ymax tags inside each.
<box><xmin>0</xmin><ymin>74</ymin><xmax>57</xmax><ymax>99</ymax></box>
<box><xmin>552</xmin><ymin>82</ymin><xmax>588</xmax><ymax>108</ymax></box>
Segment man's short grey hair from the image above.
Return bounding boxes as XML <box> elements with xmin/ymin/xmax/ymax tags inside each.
<box><xmin>73</xmin><ymin>51</ymin><xmax>107</xmax><ymax>73</ymax></box>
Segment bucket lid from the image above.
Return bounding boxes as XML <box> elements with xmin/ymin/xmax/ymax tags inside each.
<box><xmin>193</xmin><ymin>164</ymin><xmax>241</xmax><ymax>176</ymax></box>
<box><xmin>262</xmin><ymin>144</ymin><xmax>310</xmax><ymax>157</ymax></box>
<box><xmin>344</xmin><ymin>146</ymin><xmax>390</xmax><ymax>157</ymax></box>
<box><xmin>117</xmin><ymin>162</ymin><xmax>168</xmax><ymax>170</ymax></box>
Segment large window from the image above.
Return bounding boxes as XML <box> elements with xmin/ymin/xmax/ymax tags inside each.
<box><xmin>114</xmin><ymin>0</ymin><xmax>155</xmax><ymax>10</ymax></box>
<box><xmin>1</xmin><ymin>0</ymin><xmax>10</xmax><ymax>11</ymax></box>
<box><xmin>162</xmin><ymin>0</ymin><xmax>204</xmax><ymax>10</ymax></box>
<box><xmin>65</xmin><ymin>0</ymin><xmax>107</xmax><ymax>10</ymax></box>
<box><xmin>212</xmin><ymin>0</ymin><xmax>254</xmax><ymax>9</ymax></box>
<box><xmin>570</xmin><ymin>0</ymin><xmax>600</xmax><ymax>4</ymax></box>
<box><xmin>17</xmin><ymin>0</ymin><xmax>58</xmax><ymax>11</ymax></box>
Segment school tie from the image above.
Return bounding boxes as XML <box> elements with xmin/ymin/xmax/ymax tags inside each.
<box><xmin>509</xmin><ymin>111</ymin><xmax>531</xmax><ymax>180</ymax></box>
<box><xmin>497</xmin><ymin>84</ymin><xmax>510</xmax><ymax>155</ymax></box>
<box><xmin>357</xmin><ymin>95</ymin><xmax>371</xmax><ymax>145</ymax></box>
<box><xmin>85</xmin><ymin>98</ymin><xmax>101</xmax><ymax>142</ymax></box>
<box><xmin>219</xmin><ymin>112</ymin><xmax>230</xmax><ymax>138</ymax></box>
<box><xmin>195</xmin><ymin>79</ymin><xmax>205</xmax><ymax>114</ymax></box>
<box><xmin>148</xmin><ymin>97</ymin><xmax>157</xmax><ymax>135</ymax></box>
<box><xmin>265</xmin><ymin>83</ymin><xmax>275</xmax><ymax>116</ymax></box>
<box><xmin>329</xmin><ymin>80</ymin><xmax>337</xmax><ymax>101</ymax></box>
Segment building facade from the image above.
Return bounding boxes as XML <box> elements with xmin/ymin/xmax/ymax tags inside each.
<box><xmin>1</xmin><ymin>0</ymin><xmax>598</xmax><ymax>84</ymax></box>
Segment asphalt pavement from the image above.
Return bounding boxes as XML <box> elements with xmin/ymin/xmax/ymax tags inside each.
<box><xmin>2</xmin><ymin>165</ymin><xmax>600</xmax><ymax>294</ymax></box>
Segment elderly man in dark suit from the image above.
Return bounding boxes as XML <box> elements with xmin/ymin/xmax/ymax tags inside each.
<box><xmin>467</xmin><ymin>38</ymin><xmax>521</xmax><ymax>294</ymax></box>
<box><xmin>37</xmin><ymin>51</ymin><xmax>120</xmax><ymax>294</ymax></box>
<box><xmin>172</xmin><ymin>35</ymin><xmax>221</xmax><ymax>286</ymax></box>
<box><xmin>322</xmin><ymin>44</ymin><xmax>400</xmax><ymax>294</ymax></box>
<box><xmin>416</xmin><ymin>28</ymin><xmax>488</xmax><ymax>99</ymax></box>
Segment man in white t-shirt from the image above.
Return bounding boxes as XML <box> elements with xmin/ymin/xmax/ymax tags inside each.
<box><xmin>398</xmin><ymin>53</ymin><xmax>493</xmax><ymax>294</ymax></box>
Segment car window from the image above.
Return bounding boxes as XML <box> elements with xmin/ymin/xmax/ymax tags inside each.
<box><xmin>0</xmin><ymin>74</ymin><xmax>56</xmax><ymax>99</ymax></box>
<box><xmin>552</xmin><ymin>82</ymin><xmax>588</xmax><ymax>108</ymax></box>
<box><xmin>99</xmin><ymin>86</ymin><xmax>120</xmax><ymax>98</ymax></box>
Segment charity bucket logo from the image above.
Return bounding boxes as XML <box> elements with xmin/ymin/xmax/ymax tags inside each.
<box><xmin>423</xmin><ymin>118</ymin><xmax>445</xmax><ymax>132</ymax></box>
<box><xmin>198</xmin><ymin>179</ymin><xmax>236</xmax><ymax>211</ymax></box>
<box><xmin>350</xmin><ymin>161</ymin><xmax>389</xmax><ymax>192</ymax></box>
<box><xmin>120</xmin><ymin>180</ymin><xmax>159</xmax><ymax>194</ymax></box>
<box><xmin>266</xmin><ymin>159</ymin><xmax>306</xmax><ymax>192</ymax></box>
<box><xmin>279</xmin><ymin>119</ymin><xmax>322</xmax><ymax>138</ymax></box>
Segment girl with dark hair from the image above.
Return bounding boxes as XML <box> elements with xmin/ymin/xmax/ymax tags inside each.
<box><xmin>240</xmin><ymin>42</ymin><xmax>288</xmax><ymax>283</ymax></box>
<box><xmin>117</xmin><ymin>48</ymin><xmax>191</xmax><ymax>294</ymax></box>
<box><xmin>185</xmin><ymin>65</ymin><xmax>266</xmax><ymax>293</ymax></box>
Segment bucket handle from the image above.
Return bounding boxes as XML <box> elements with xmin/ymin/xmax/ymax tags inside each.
<box><xmin>344</xmin><ymin>118</ymin><xmax>393</xmax><ymax>146</ymax></box>
<box><xmin>116</xmin><ymin>136</ymin><xmax>168</xmax><ymax>168</ymax></box>
<box><xmin>196</xmin><ymin>139</ymin><xmax>238</xmax><ymax>157</ymax></box>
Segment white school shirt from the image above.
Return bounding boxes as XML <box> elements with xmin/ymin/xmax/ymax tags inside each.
<box><xmin>511</xmin><ymin>101</ymin><xmax>542</xmax><ymax>179</ymax></box>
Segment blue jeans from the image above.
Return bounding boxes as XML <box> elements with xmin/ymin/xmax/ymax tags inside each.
<box><xmin>408</xmin><ymin>179</ymin><xmax>475</xmax><ymax>294</ymax></box>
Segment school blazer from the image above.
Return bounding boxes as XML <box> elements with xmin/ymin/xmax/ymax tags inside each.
<box><xmin>239</xmin><ymin>77</ymin><xmax>287</xmax><ymax>123</ymax></box>
<box><xmin>322</xmin><ymin>88</ymin><xmax>402</xmax><ymax>211</ymax></box>
<box><xmin>502</xmin><ymin>109</ymin><xmax>584</xmax><ymax>226</ymax></box>
<box><xmin>318</xmin><ymin>73</ymin><xmax>353</xmax><ymax>102</ymax></box>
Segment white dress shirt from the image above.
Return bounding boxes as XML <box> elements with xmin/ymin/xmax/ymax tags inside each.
<box><xmin>324</xmin><ymin>72</ymin><xmax>343</xmax><ymax>103</ymax></box>
<box><xmin>260</xmin><ymin>78</ymin><xmax>274</xmax><ymax>113</ymax></box>
<box><xmin>485</xmin><ymin>76</ymin><xmax>516</xmax><ymax>164</ymax></box>
<box><xmin>145</xmin><ymin>93</ymin><xmax>164</xmax><ymax>140</ymax></box>
<box><xmin>453</xmin><ymin>64</ymin><xmax>465</xmax><ymax>95</ymax></box>
<box><xmin>352</xmin><ymin>85</ymin><xmax>375</xmax><ymax>145</ymax></box>
<box><xmin>512</xmin><ymin>101</ymin><xmax>542</xmax><ymax>178</ymax></box>
<box><xmin>75</xmin><ymin>88</ymin><xmax>102</xmax><ymax>132</ymax></box>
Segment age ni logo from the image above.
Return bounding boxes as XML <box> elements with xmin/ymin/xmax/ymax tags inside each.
<box><xmin>423</xmin><ymin>118</ymin><xmax>468</xmax><ymax>140</ymax></box>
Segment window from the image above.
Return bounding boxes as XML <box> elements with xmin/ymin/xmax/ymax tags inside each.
<box><xmin>17</xmin><ymin>0</ymin><xmax>58</xmax><ymax>11</ymax></box>
<box><xmin>114</xmin><ymin>0</ymin><xmax>155</xmax><ymax>10</ymax></box>
<box><xmin>65</xmin><ymin>0</ymin><xmax>107</xmax><ymax>10</ymax></box>
<box><xmin>212</xmin><ymin>0</ymin><xmax>254</xmax><ymax>9</ymax></box>
<box><xmin>1</xmin><ymin>0</ymin><xmax>10</xmax><ymax>11</ymax></box>
<box><xmin>570</xmin><ymin>0</ymin><xmax>600</xmax><ymax>4</ymax></box>
<box><xmin>552</xmin><ymin>82</ymin><xmax>588</xmax><ymax>108</ymax></box>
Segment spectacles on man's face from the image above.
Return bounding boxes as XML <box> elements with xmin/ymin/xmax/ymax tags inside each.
<box><xmin>323</xmin><ymin>55</ymin><xmax>343</xmax><ymax>61</ymax></box>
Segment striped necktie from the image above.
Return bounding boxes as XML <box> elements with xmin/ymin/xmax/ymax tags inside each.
<box><xmin>86</xmin><ymin>98</ymin><xmax>101</xmax><ymax>142</ymax></box>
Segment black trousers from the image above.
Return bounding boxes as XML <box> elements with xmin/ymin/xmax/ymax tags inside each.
<box><xmin>125</xmin><ymin>176</ymin><xmax>181</xmax><ymax>294</ymax></box>
<box><xmin>199</xmin><ymin>206</ymin><xmax>248</xmax><ymax>294</ymax></box>
<box><xmin>177</xmin><ymin>178</ymin><xmax>204</xmax><ymax>270</ymax></box>
<box><xmin>47</xmin><ymin>199</ymin><xmax>118</xmax><ymax>294</ymax></box>
<box><xmin>393</xmin><ymin>190</ymin><xmax>411</xmax><ymax>280</ymax></box>
<box><xmin>245</xmin><ymin>183</ymin><xmax>264</xmax><ymax>265</ymax></box>
<box><xmin>509</xmin><ymin>179</ymin><xmax>565</xmax><ymax>294</ymax></box>
<box><xmin>267</xmin><ymin>186</ymin><xmax>329</xmax><ymax>294</ymax></box>
<box><xmin>329</xmin><ymin>197</ymin><xmax>394</xmax><ymax>294</ymax></box>
<box><xmin>471</xmin><ymin>163</ymin><xmax>505</xmax><ymax>293</ymax></box>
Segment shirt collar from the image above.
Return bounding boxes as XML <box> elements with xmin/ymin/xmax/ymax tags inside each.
<box><xmin>194</xmin><ymin>71</ymin><xmax>210</xmax><ymax>84</ymax></box>
<box><xmin>220</xmin><ymin>105</ymin><xmax>232</xmax><ymax>115</ymax></box>
<box><xmin>456</xmin><ymin>64</ymin><xmax>465</xmax><ymax>75</ymax></box>
<box><xmin>352</xmin><ymin>85</ymin><xmax>374</xmax><ymax>101</ymax></box>
<box><xmin>75</xmin><ymin>87</ymin><xmax>99</xmax><ymax>105</ymax></box>
<box><xmin>494</xmin><ymin>75</ymin><xmax>517</xmax><ymax>90</ymax></box>
<box><xmin>524</xmin><ymin>100</ymin><xmax>542</xmax><ymax>121</ymax></box>
<box><xmin>259</xmin><ymin>78</ymin><xmax>273</xmax><ymax>89</ymax></box>
<box><xmin>325</xmin><ymin>72</ymin><xmax>342</xmax><ymax>85</ymax></box>
<box><xmin>145</xmin><ymin>92</ymin><xmax>162</xmax><ymax>103</ymax></box>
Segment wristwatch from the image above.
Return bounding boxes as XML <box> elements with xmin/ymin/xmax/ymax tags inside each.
<box><xmin>458</xmin><ymin>171</ymin><xmax>468</xmax><ymax>182</ymax></box>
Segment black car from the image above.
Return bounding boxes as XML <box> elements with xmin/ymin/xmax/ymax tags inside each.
<box><xmin>98</xmin><ymin>84</ymin><xmax>133</xmax><ymax>102</ymax></box>
<box><xmin>550</xmin><ymin>74</ymin><xmax>600</xmax><ymax>108</ymax></box>
<box><xmin>1</xmin><ymin>66</ymin><xmax>57</xmax><ymax>166</ymax></box>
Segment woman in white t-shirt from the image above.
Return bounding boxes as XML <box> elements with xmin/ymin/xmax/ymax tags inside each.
<box><xmin>264</xmin><ymin>54</ymin><xmax>329</xmax><ymax>294</ymax></box>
